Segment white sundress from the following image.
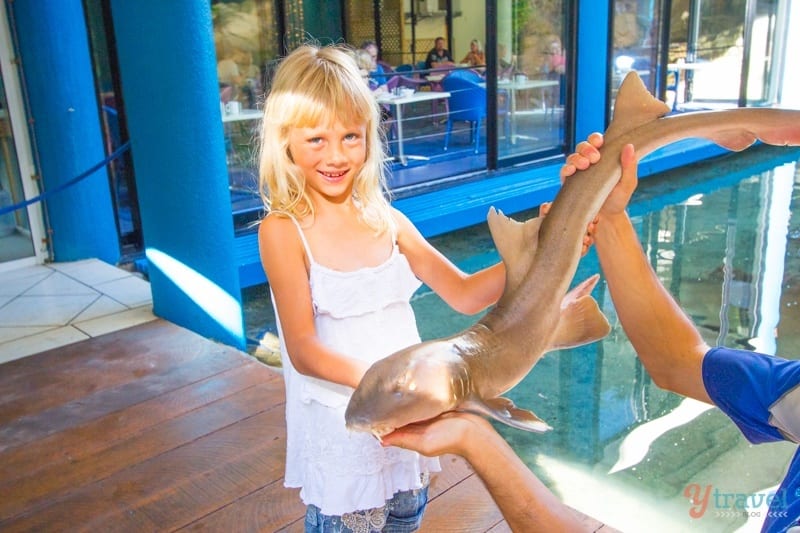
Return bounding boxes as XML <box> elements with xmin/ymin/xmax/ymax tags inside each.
<box><xmin>272</xmin><ymin>217</ymin><xmax>440</xmax><ymax>516</ymax></box>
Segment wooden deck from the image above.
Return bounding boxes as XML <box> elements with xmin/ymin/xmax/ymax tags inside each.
<box><xmin>0</xmin><ymin>319</ymin><xmax>612</xmax><ymax>532</ymax></box>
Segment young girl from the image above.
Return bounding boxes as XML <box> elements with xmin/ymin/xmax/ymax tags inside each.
<box><xmin>257</xmin><ymin>44</ymin><xmax>506</xmax><ymax>532</ymax></box>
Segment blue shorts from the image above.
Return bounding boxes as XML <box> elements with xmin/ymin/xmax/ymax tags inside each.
<box><xmin>304</xmin><ymin>485</ymin><xmax>429</xmax><ymax>533</ymax></box>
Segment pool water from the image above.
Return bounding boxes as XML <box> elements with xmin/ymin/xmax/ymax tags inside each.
<box><xmin>243</xmin><ymin>144</ymin><xmax>800</xmax><ymax>532</ymax></box>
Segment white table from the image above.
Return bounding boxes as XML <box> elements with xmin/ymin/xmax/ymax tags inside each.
<box><xmin>222</xmin><ymin>109</ymin><xmax>262</xmax><ymax>123</ymax></box>
<box><xmin>667</xmin><ymin>62</ymin><xmax>707</xmax><ymax>109</ymax></box>
<box><xmin>221</xmin><ymin>109</ymin><xmax>261</xmax><ymax>167</ymax></box>
<box><xmin>376</xmin><ymin>91</ymin><xmax>451</xmax><ymax>165</ymax></box>
<box><xmin>484</xmin><ymin>79</ymin><xmax>559</xmax><ymax>143</ymax></box>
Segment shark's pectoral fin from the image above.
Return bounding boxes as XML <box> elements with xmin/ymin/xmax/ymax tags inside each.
<box><xmin>487</xmin><ymin>207</ymin><xmax>541</xmax><ymax>292</ymax></box>
<box><xmin>561</xmin><ymin>274</ymin><xmax>601</xmax><ymax>306</ymax></box>
<box><xmin>551</xmin><ymin>275</ymin><xmax>611</xmax><ymax>350</ymax></box>
<box><xmin>461</xmin><ymin>396</ymin><xmax>552</xmax><ymax>433</ymax></box>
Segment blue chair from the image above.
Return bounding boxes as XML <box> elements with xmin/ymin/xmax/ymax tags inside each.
<box><xmin>443</xmin><ymin>68</ymin><xmax>484</xmax><ymax>83</ymax></box>
<box><xmin>395</xmin><ymin>63</ymin><xmax>414</xmax><ymax>74</ymax></box>
<box><xmin>442</xmin><ymin>77</ymin><xmax>510</xmax><ymax>153</ymax></box>
<box><xmin>442</xmin><ymin>77</ymin><xmax>487</xmax><ymax>153</ymax></box>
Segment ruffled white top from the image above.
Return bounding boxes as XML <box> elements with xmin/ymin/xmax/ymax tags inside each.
<box><xmin>272</xmin><ymin>217</ymin><xmax>440</xmax><ymax>516</ymax></box>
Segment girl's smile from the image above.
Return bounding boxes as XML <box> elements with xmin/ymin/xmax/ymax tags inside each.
<box><xmin>288</xmin><ymin>119</ymin><xmax>368</xmax><ymax>200</ymax></box>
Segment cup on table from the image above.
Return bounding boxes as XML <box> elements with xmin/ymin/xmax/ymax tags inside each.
<box><xmin>225</xmin><ymin>101</ymin><xmax>242</xmax><ymax>115</ymax></box>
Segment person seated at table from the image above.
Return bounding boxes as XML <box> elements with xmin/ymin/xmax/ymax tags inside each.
<box><xmin>217</xmin><ymin>47</ymin><xmax>261</xmax><ymax>108</ymax></box>
<box><xmin>541</xmin><ymin>36</ymin><xmax>566</xmax><ymax>108</ymax></box>
<box><xmin>354</xmin><ymin>49</ymin><xmax>388</xmax><ymax>95</ymax></box>
<box><xmin>360</xmin><ymin>40</ymin><xmax>390</xmax><ymax>86</ymax></box>
<box><xmin>353</xmin><ymin>49</ymin><xmax>392</xmax><ymax>136</ymax></box>
<box><xmin>460</xmin><ymin>39</ymin><xmax>486</xmax><ymax>67</ymax></box>
<box><xmin>424</xmin><ymin>37</ymin><xmax>454</xmax><ymax>71</ymax></box>
<box><xmin>497</xmin><ymin>43</ymin><xmax>516</xmax><ymax>79</ymax></box>
<box><xmin>542</xmin><ymin>36</ymin><xmax>566</xmax><ymax>76</ymax></box>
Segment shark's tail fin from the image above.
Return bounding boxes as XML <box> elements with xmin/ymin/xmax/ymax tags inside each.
<box><xmin>550</xmin><ymin>274</ymin><xmax>611</xmax><ymax>350</ymax></box>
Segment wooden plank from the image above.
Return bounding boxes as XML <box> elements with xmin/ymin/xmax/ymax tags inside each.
<box><xmin>0</xmin><ymin>381</ymin><xmax>284</xmax><ymax>521</ymax></box>
<box><xmin>179</xmin><ymin>481</ymin><xmax>305</xmax><ymax>532</ymax></box>
<box><xmin>1</xmin><ymin>403</ymin><xmax>287</xmax><ymax>531</ymax></box>
<box><xmin>0</xmin><ymin>320</ymin><xmax>199</xmax><ymax>394</ymax></box>
<box><xmin>420</xmin><ymin>473</ymin><xmax>505</xmax><ymax>532</ymax></box>
<box><xmin>0</xmin><ymin>361</ymin><xmax>277</xmax><ymax>487</ymax></box>
<box><xmin>429</xmin><ymin>454</ymin><xmax>475</xmax><ymax>498</ymax></box>
<box><xmin>0</xmin><ymin>347</ymin><xmax>255</xmax><ymax>450</ymax></box>
<box><xmin>0</xmin><ymin>320</ymin><xmax>246</xmax><ymax>424</ymax></box>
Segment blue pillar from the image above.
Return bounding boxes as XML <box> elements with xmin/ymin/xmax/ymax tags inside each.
<box><xmin>10</xmin><ymin>1</ymin><xmax>119</xmax><ymax>264</ymax></box>
<box><xmin>574</xmin><ymin>0</ymin><xmax>611</xmax><ymax>146</ymax></box>
<box><xmin>110</xmin><ymin>1</ymin><xmax>245</xmax><ymax>349</ymax></box>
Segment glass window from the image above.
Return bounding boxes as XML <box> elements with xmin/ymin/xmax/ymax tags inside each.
<box><xmin>212</xmin><ymin>0</ymin><xmax>278</xmax><ymax>232</ymax></box>
<box><xmin>743</xmin><ymin>0</ymin><xmax>782</xmax><ymax>106</ymax></box>
<box><xmin>497</xmin><ymin>0</ymin><xmax>568</xmax><ymax>163</ymax></box>
<box><xmin>663</xmin><ymin>0</ymin><xmax>782</xmax><ymax>111</ymax></box>
<box><xmin>0</xmin><ymin>71</ymin><xmax>35</xmax><ymax>262</ymax></box>
<box><xmin>609</xmin><ymin>0</ymin><xmax>665</xmax><ymax>111</ymax></box>
<box><xmin>667</xmin><ymin>0</ymin><xmax>746</xmax><ymax>109</ymax></box>
<box><xmin>84</xmin><ymin>0</ymin><xmax>143</xmax><ymax>257</ymax></box>
<box><xmin>342</xmin><ymin>0</ymin><xmax>491</xmax><ymax>190</ymax></box>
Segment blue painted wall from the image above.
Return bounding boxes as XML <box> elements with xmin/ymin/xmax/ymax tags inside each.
<box><xmin>574</xmin><ymin>0</ymin><xmax>611</xmax><ymax>144</ymax></box>
<box><xmin>110</xmin><ymin>1</ymin><xmax>245</xmax><ymax>348</ymax></box>
<box><xmin>10</xmin><ymin>0</ymin><xmax>119</xmax><ymax>264</ymax></box>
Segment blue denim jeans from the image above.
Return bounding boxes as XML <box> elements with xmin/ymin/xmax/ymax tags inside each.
<box><xmin>304</xmin><ymin>485</ymin><xmax>429</xmax><ymax>533</ymax></box>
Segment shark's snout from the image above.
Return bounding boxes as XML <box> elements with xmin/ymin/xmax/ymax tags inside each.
<box><xmin>345</xmin><ymin>341</ymin><xmax>469</xmax><ymax>435</ymax></box>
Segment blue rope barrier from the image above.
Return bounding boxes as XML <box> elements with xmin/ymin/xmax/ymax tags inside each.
<box><xmin>0</xmin><ymin>140</ymin><xmax>131</xmax><ymax>217</ymax></box>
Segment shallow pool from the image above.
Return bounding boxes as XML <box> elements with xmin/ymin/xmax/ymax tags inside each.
<box><xmin>244</xmin><ymin>144</ymin><xmax>800</xmax><ymax>532</ymax></box>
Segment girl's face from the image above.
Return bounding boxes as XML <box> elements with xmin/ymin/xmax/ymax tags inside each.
<box><xmin>288</xmin><ymin>118</ymin><xmax>368</xmax><ymax>202</ymax></box>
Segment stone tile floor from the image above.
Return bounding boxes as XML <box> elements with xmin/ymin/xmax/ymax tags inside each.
<box><xmin>0</xmin><ymin>259</ymin><xmax>155</xmax><ymax>364</ymax></box>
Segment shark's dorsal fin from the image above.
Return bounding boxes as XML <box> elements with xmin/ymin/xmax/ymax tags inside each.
<box><xmin>486</xmin><ymin>207</ymin><xmax>541</xmax><ymax>292</ymax></box>
<box><xmin>605</xmin><ymin>71</ymin><xmax>671</xmax><ymax>143</ymax></box>
<box><xmin>549</xmin><ymin>275</ymin><xmax>611</xmax><ymax>350</ymax></box>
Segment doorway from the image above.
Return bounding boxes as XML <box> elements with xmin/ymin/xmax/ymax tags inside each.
<box><xmin>0</xmin><ymin>0</ymin><xmax>45</xmax><ymax>271</ymax></box>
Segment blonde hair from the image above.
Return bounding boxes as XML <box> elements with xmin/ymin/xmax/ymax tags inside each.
<box><xmin>258</xmin><ymin>44</ymin><xmax>393</xmax><ymax>233</ymax></box>
<box><xmin>354</xmin><ymin>49</ymin><xmax>373</xmax><ymax>71</ymax></box>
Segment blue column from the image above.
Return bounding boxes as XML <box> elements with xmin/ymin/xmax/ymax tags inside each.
<box><xmin>110</xmin><ymin>1</ymin><xmax>245</xmax><ymax>349</ymax></box>
<box><xmin>10</xmin><ymin>1</ymin><xmax>119</xmax><ymax>264</ymax></box>
<box><xmin>574</xmin><ymin>0</ymin><xmax>611</xmax><ymax>146</ymax></box>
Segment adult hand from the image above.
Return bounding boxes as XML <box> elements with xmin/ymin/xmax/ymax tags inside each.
<box><xmin>380</xmin><ymin>412</ymin><xmax>490</xmax><ymax>458</ymax></box>
<box><xmin>540</xmin><ymin>133</ymin><xmax>638</xmax><ymax>252</ymax></box>
<box><xmin>560</xmin><ymin>132</ymin><xmax>638</xmax><ymax>218</ymax></box>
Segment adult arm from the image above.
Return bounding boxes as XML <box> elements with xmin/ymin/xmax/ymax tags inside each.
<box><xmin>564</xmin><ymin>136</ymin><xmax>712</xmax><ymax>403</ymax></box>
<box><xmin>382</xmin><ymin>413</ymin><xmax>589</xmax><ymax>532</ymax></box>
<box><xmin>258</xmin><ymin>215</ymin><xmax>369</xmax><ymax>388</ymax></box>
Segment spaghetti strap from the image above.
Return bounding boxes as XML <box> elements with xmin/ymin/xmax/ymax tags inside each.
<box><xmin>270</xmin><ymin>211</ymin><xmax>315</xmax><ymax>265</ymax></box>
<box><xmin>288</xmin><ymin>217</ymin><xmax>315</xmax><ymax>265</ymax></box>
